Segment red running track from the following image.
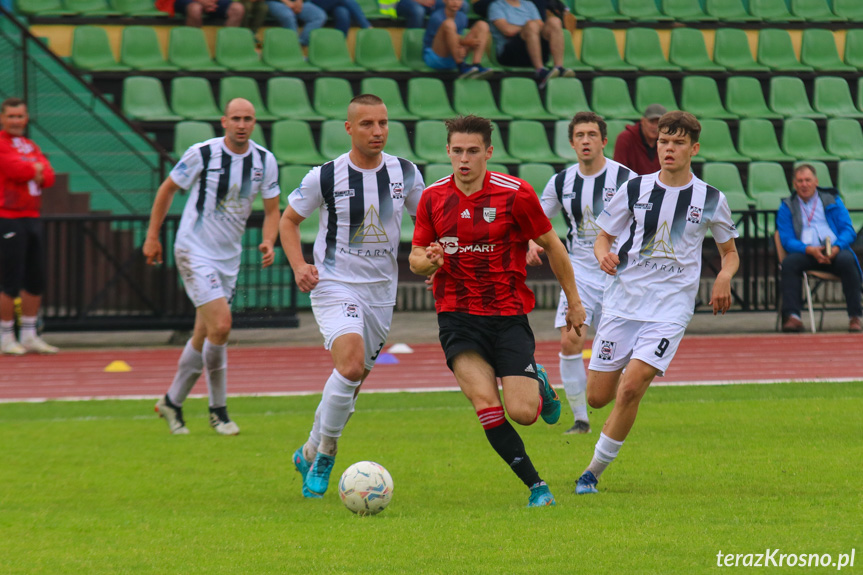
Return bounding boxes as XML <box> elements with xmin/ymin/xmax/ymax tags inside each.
<box><xmin>1</xmin><ymin>334</ymin><xmax>861</xmax><ymax>402</ymax></box>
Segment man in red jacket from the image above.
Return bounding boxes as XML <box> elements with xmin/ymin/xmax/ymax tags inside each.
<box><xmin>612</xmin><ymin>103</ymin><xmax>666</xmax><ymax>176</ymax></box>
<box><xmin>0</xmin><ymin>97</ymin><xmax>58</xmax><ymax>355</ymax></box>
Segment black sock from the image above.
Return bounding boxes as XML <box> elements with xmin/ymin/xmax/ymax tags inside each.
<box><xmin>484</xmin><ymin>419</ymin><xmax>542</xmax><ymax>488</ymax></box>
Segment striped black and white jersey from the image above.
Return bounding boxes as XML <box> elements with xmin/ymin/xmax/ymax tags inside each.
<box><xmin>597</xmin><ymin>172</ymin><xmax>739</xmax><ymax>327</ymax></box>
<box><xmin>540</xmin><ymin>158</ymin><xmax>635</xmax><ymax>291</ymax></box>
<box><xmin>288</xmin><ymin>152</ymin><xmax>424</xmax><ymax>304</ymax></box>
<box><xmin>171</xmin><ymin>137</ymin><xmax>280</xmax><ymax>263</ymax></box>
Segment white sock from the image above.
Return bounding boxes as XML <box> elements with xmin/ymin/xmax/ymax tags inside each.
<box><xmin>560</xmin><ymin>352</ymin><xmax>588</xmax><ymax>421</ymax></box>
<box><xmin>1</xmin><ymin>320</ymin><xmax>15</xmax><ymax>344</ymax></box>
<box><xmin>19</xmin><ymin>316</ymin><xmax>37</xmax><ymax>341</ymax></box>
<box><xmin>586</xmin><ymin>432</ymin><xmax>624</xmax><ymax>479</ymax></box>
<box><xmin>317</xmin><ymin>369</ymin><xmax>361</xmax><ymax>454</ymax></box>
<box><xmin>303</xmin><ymin>403</ymin><xmax>323</xmax><ymax>462</ymax></box>
<box><xmin>203</xmin><ymin>339</ymin><xmax>228</xmax><ymax>408</ymax></box>
<box><xmin>167</xmin><ymin>339</ymin><xmax>204</xmax><ymax>406</ymax></box>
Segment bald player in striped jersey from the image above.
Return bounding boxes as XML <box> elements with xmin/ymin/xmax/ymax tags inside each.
<box><xmin>575</xmin><ymin>111</ymin><xmax>739</xmax><ymax>495</ymax></box>
<box><xmin>281</xmin><ymin>94</ymin><xmax>425</xmax><ymax>499</ymax></box>
<box><xmin>144</xmin><ymin>98</ymin><xmax>282</xmax><ymax>436</ymax></box>
<box><xmin>527</xmin><ymin>111</ymin><xmax>636</xmax><ymax>435</ymax></box>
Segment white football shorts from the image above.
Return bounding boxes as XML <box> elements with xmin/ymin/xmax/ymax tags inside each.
<box><xmin>588</xmin><ymin>315</ymin><xmax>686</xmax><ymax>376</ymax></box>
<box><xmin>175</xmin><ymin>248</ymin><xmax>238</xmax><ymax>308</ymax></box>
<box><xmin>311</xmin><ymin>283</ymin><xmax>394</xmax><ymax>370</ymax></box>
<box><xmin>554</xmin><ymin>281</ymin><xmax>603</xmax><ymax>329</ymax></box>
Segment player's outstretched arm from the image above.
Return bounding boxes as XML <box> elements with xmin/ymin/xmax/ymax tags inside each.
<box><xmin>143</xmin><ymin>177</ymin><xmax>181</xmax><ymax>265</ymax></box>
<box><xmin>709</xmin><ymin>238</ymin><xmax>739</xmax><ymax>316</ymax></box>
<box><xmin>279</xmin><ymin>205</ymin><xmax>318</xmax><ymax>293</ymax></box>
<box><xmin>535</xmin><ymin>229</ymin><xmax>585</xmax><ymax>335</ymax></box>
<box><xmin>594</xmin><ymin>230</ymin><xmax>620</xmax><ymax>276</ymax></box>
<box><xmin>409</xmin><ymin>243</ymin><xmax>443</xmax><ymax>276</ymax></box>
<box><xmin>259</xmin><ymin>196</ymin><xmax>281</xmax><ymax>269</ymax></box>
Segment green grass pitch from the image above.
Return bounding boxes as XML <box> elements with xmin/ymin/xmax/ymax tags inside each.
<box><xmin>1</xmin><ymin>381</ymin><xmax>861</xmax><ymax>574</ymax></box>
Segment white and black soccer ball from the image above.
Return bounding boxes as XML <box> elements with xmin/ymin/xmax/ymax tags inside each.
<box><xmin>338</xmin><ymin>461</ymin><xmax>394</xmax><ymax>516</ymax></box>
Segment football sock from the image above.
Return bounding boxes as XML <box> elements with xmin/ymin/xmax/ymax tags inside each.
<box><xmin>586</xmin><ymin>432</ymin><xmax>624</xmax><ymax>479</ymax></box>
<box><xmin>1</xmin><ymin>320</ymin><xmax>15</xmax><ymax>344</ymax></box>
<box><xmin>479</xmin><ymin>407</ymin><xmax>542</xmax><ymax>488</ymax></box>
<box><xmin>560</xmin><ymin>353</ymin><xmax>588</xmax><ymax>421</ymax></box>
<box><xmin>19</xmin><ymin>316</ymin><xmax>37</xmax><ymax>341</ymax></box>
<box><xmin>318</xmin><ymin>435</ymin><xmax>338</xmax><ymax>457</ymax></box>
<box><xmin>319</xmin><ymin>368</ymin><xmax>361</xmax><ymax>446</ymax></box>
<box><xmin>203</xmin><ymin>339</ymin><xmax>228</xmax><ymax>408</ymax></box>
<box><xmin>303</xmin><ymin>403</ymin><xmax>323</xmax><ymax>462</ymax></box>
<box><xmin>167</xmin><ymin>339</ymin><xmax>204</xmax><ymax>406</ymax></box>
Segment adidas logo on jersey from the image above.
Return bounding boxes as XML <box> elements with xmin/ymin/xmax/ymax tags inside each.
<box><xmin>461</xmin><ymin>209</ymin><xmax>471</xmax><ymax>219</ymax></box>
<box><xmin>524</xmin><ymin>364</ymin><xmax>535</xmax><ymax>374</ymax></box>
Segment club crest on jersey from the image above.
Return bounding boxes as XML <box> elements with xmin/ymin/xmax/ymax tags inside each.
<box><xmin>342</xmin><ymin>302</ymin><xmax>360</xmax><ymax>318</ymax></box>
<box><xmin>483</xmin><ymin>208</ymin><xmax>497</xmax><ymax>223</ymax></box>
<box><xmin>334</xmin><ymin>189</ymin><xmax>355</xmax><ymax>199</ymax></box>
<box><xmin>603</xmin><ymin>187</ymin><xmax>616</xmax><ymax>202</ymax></box>
<box><xmin>687</xmin><ymin>205</ymin><xmax>703</xmax><ymax>224</ymax></box>
<box><xmin>252</xmin><ymin>167</ymin><xmax>263</xmax><ymax>182</ymax></box>
<box><xmin>389</xmin><ymin>182</ymin><xmax>405</xmax><ymax>199</ymax></box>
<box><xmin>174</xmin><ymin>161</ymin><xmax>189</xmax><ymax>178</ymax></box>
<box><xmin>439</xmin><ymin>236</ymin><xmax>459</xmax><ymax>255</ymax></box>
<box><xmin>598</xmin><ymin>340</ymin><xmax>616</xmax><ymax>361</ymax></box>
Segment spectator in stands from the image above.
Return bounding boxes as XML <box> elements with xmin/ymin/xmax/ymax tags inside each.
<box><xmin>778</xmin><ymin>164</ymin><xmax>862</xmax><ymax>333</ymax></box>
<box><xmin>163</xmin><ymin>0</ymin><xmax>246</xmax><ymax>27</ymax></box>
<box><xmin>487</xmin><ymin>0</ymin><xmax>574</xmax><ymax>89</ymax></box>
<box><xmin>397</xmin><ymin>0</ymin><xmax>467</xmax><ymax>29</ymax></box>
<box><xmin>423</xmin><ymin>0</ymin><xmax>492</xmax><ymax>78</ymax></box>
<box><xmin>267</xmin><ymin>0</ymin><xmax>327</xmax><ymax>45</ymax></box>
<box><xmin>240</xmin><ymin>0</ymin><xmax>269</xmax><ymax>33</ymax></box>
<box><xmin>612</xmin><ymin>103</ymin><xmax>666</xmax><ymax>176</ymax></box>
<box><xmin>309</xmin><ymin>0</ymin><xmax>371</xmax><ymax>37</ymax></box>
<box><xmin>0</xmin><ymin>97</ymin><xmax>58</xmax><ymax>356</ymax></box>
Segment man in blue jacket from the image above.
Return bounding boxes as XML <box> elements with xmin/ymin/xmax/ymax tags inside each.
<box><xmin>777</xmin><ymin>164</ymin><xmax>862</xmax><ymax>333</ymax></box>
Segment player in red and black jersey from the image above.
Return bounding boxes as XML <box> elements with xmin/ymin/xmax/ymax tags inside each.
<box><xmin>410</xmin><ymin>115</ymin><xmax>586</xmax><ymax>507</ymax></box>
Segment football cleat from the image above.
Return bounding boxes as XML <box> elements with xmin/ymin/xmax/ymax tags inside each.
<box><xmin>155</xmin><ymin>394</ymin><xmax>189</xmax><ymax>435</ymax></box>
<box><xmin>293</xmin><ymin>447</ymin><xmax>311</xmax><ymax>481</ymax></box>
<box><xmin>209</xmin><ymin>406</ymin><xmax>240</xmax><ymax>435</ymax></box>
<box><xmin>537</xmin><ymin>364</ymin><xmax>561</xmax><ymax>425</ymax></box>
<box><xmin>575</xmin><ymin>470</ymin><xmax>599</xmax><ymax>494</ymax></box>
<box><xmin>564</xmin><ymin>420</ymin><xmax>591</xmax><ymax>435</ymax></box>
<box><xmin>1</xmin><ymin>339</ymin><xmax>26</xmax><ymax>356</ymax></box>
<box><xmin>303</xmin><ymin>453</ymin><xmax>335</xmax><ymax>498</ymax></box>
<box><xmin>21</xmin><ymin>335</ymin><xmax>58</xmax><ymax>354</ymax></box>
<box><xmin>527</xmin><ymin>482</ymin><xmax>556</xmax><ymax>507</ymax></box>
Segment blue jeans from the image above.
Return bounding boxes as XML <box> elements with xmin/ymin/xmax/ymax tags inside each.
<box><xmin>266</xmin><ymin>0</ymin><xmax>327</xmax><ymax>45</ymax></box>
<box><xmin>309</xmin><ymin>0</ymin><xmax>370</xmax><ymax>35</ymax></box>
<box><xmin>396</xmin><ymin>0</ymin><xmax>467</xmax><ymax>28</ymax></box>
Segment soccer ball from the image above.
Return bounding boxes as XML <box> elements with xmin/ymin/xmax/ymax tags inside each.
<box><xmin>338</xmin><ymin>461</ymin><xmax>394</xmax><ymax>516</ymax></box>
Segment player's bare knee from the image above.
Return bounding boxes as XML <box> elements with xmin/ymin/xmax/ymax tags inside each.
<box><xmin>587</xmin><ymin>389</ymin><xmax>611</xmax><ymax>409</ymax></box>
<box><xmin>509</xmin><ymin>403</ymin><xmax>537</xmax><ymax>425</ymax></box>
<box><xmin>336</xmin><ymin>361</ymin><xmax>365</xmax><ymax>382</ymax></box>
<box><xmin>616</xmin><ymin>383</ymin><xmax>645</xmax><ymax>407</ymax></box>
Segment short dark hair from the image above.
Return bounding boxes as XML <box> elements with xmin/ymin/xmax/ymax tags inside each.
<box><xmin>1</xmin><ymin>98</ymin><xmax>26</xmax><ymax>113</ymax></box>
<box><xmin>568</xmin><ymin>111</ymin><xmax>607</xmax><ymax>142</ymax></box>
<box><xmin>445</xmin><ymin>115</ymin><xmax>492</xmax><ymax>148</ymax></box>
<box><xmin>658</xmin><ymin>110</ymin><xmax>701</xmax><ymax>144</ymax></box>
<box><xmin>350</xmin><ymin>94</ymin><xmax>385</xmax><ymax>107</ymax></box>
<box><xmin>793</xmin><ymin>163</ymin><xmax>817</xmax><ymax>179</ymax></box>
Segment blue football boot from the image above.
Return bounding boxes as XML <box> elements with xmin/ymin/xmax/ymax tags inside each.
<box><xmin>537</xmin><ymin>364</ymin><xmax>561</xmax><ymax>424</ymax></box>
<box><xmin>575</xmin><ymin>470</ymin><xmax>599</xmax><ymax>494</ymax></box>
<box><xmin>302</xmin><ymin>453</ymin><xmax>335</xmax><ymax>499</ymax></box>
<box><xmin>528</xmin><ymin>482</ymin><xmax>556</xmax><ymax>507</ymax></box>
<box><xmin>293</xmin><ymin>447</ymin><xmax>311</xmax><ymax>481</ymax></box>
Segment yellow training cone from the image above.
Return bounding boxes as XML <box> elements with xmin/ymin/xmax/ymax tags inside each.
<box><xmin>104</xmin><ymin>360</ymin><xmax>132</xmax><ymax>372</ymax></box>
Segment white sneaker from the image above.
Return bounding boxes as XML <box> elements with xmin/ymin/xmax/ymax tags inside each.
<box><xmin>1</xmin><ymin>338</ymin><xmax>26</xmax><ymax>355</ymax></box>
<box><xmin>20</xmin><ymin>335</ymin><xmax>59</xmax><ymax>354</ymax></box>
<box><xmin>209</xmin><ymin>408</ymin><xmax>240</xmax><ymax>435</ymax></box>
<box><xmin>155</xmin><ymin>395</ymin><xmax>190</xmax><ymax>435</ymax></box>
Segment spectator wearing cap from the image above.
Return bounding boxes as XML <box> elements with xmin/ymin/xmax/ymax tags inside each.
<box><xmin>612</xmin><ymin>104</ymin><xmax>666</xmax><ymax>175</ymax></box>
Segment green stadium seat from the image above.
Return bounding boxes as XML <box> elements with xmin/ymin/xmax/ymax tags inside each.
<box><xmin>308</xmin><ymin>28</ymin><xmax>364</xmax><ymax>71</ymax></box>
<box><xmin>281</xmin><ymin>164</ymin><xmax>312</xmax><ymax>196</ymax></box>
<box><xmin>219</xmin><ymin>77</ymin><xmax>277</xmax><ymax>121</ymax></box>
<box><xmin>748</xmin><ymin>162</ymin><xmax>789</xmax><ymax>197</ymax></box>
<box><xmin>313</xmin><ymin>77</ymin><xmax>354</xmax><ymax>120</ymax></box>
<box><xmin>713</xmin><ymin>28</ymin><xmax>769</xmax><ymax>71</ymax></box>
<box><xmin>618</xmin><ymin>0</ymin><xmax>673</xmax><ymax>21</ymax></box>
<box><xmin>545</xmin><ymin>78</ymin><xmax>590</xmax><ymax>119</ymax></box>
<box><xmin>561</xmin><ymin>33</ymin><xmax>591</xmax><ymax>72</ymax></box>
<box><xmin>109</xmin><ymin>0</ymin><xmax>166</xmax><ymax>16</ymax></box>
<box><xmin>271</xmin><ymin>120</ymin><xmax>328</xmax><ymax>165</ymax></box>
<box><xmin>64</xmin><ymin>0</ymin><xmax>120</xmax><ymax>16</ymax></box>
<box><xmin>487</xmin><ymin>163</ymin><xmax>510</xmax><ymax>174</ymax></box>
<box><xmin>360</xmin><ymin>77</ymin><xmax>418</xmax><ymax>121</ymax></box>
<box><xmin>72</xmin><ymin>26</ymin><xmax>131</xmax><ymax>72</ymax></box>
<box><xmin>856</xmin><ymin>78</ymin><xmax>863</xmax><ymax>113</ymax></box>
<box><xmin>662</xmin><ymin>0</ymin><xmax>716</xmax><ymax>21</ymax></box>
<box><xmin>782</xmin><ymin>118</ymin><xmax>840</xmax><ymax>162</ymax></box>
<box><xmin>757</xmin><ymin>29</ymin><xmax>813</xmax><ymax>71</ymax></box>
<box><xmin>634</xmin><ymin>76</ymin><xmax>678</xmax><ymax>116</ymax></box>
<box><xmin>553</xmin><ymin>120</ymin><xmax>577</xmax><ymax>162</ymax></box>
<box><xmin>726</xmin><ymin>76</ymin><xmax>782</xmax><ymax>119</ymax></box>
<box><xmin>400</xmin><ymin>28</ymin><xmax>434</xmax><ymax>72</ymax></box>
<box><xmin>15</xmin><ymin>0</ymin><xmax>75</xmax><ymax>16</ymax></box>
<box><xmin>680</xmin><ymin>77</ymin><xmax>738</xmax><ymax>120</ymax></box>
<box><xmin>790</xmin><ymin>0</ymin><xmax>845</xmax><ymax>21</ymax></box>
<box><xmin>591</xmin><ymin>77</ymin><xmax>640</xmax><ymax>120</ymax></box>
<box><xmin>793</xmin><ymin>160</ymin><xmax>833</xmax><ymax>187</ymax></box>
<box><xmin>319</xmin><ymin>120</ymin><xmax>353</xmax><ymax>159</ymax></box>
<box><xmin>407</xmin><ymin>77</ymin><xmax>456</xmax><ymax>119</ymax></box>
<box><xmin>122</xmin><ymin>76</ymin><xmax>181</xmax><ymax>122</ymax></box>
<box><xmin>838</xmin><ymin>161</ymin><xmax>863</xmax><ymax>197</ymax></box>
<box><xmin>701</xmin><ymin>162</ymin><xmax>747</xmax><ymax>196</ymax></box>
<box><xmin>423</xmin><ymin>163</ymin><xmax>452</xmax><ymax>184</ymax></box>
<box><xmin>668</xmin><ymin>28</ymin><xmax>725</xmax><ymax>71</ymax></box>
<box><xmin>832</xmin><ymin>0</ymin><xmax>863</xmax><ymax>21</ymax></box>
<box><xmin>704</xmin><ymin>0</ymin><xmax>759</xmax><ymax>21</ymax></box>
<box><xmin>698</xmin><ymin>119</ymin><xmax>750</xmax><ymax>163</ymax></box>
<box><xmin>843</xmin><ymin>29</ymin><xmax>863</xmax><ymax>69</ymax></box>
<box><xmin>174</xmin><ymin>121</ymin><xmax>215</xmax><ymax>157</ymax></box>
<box><xmin>580</xmin><ymin>28</ymin><xmax>637</xmax><ymax>71</ymax></box>
<box><xmin>769</xmin><ymin>77</ymin><xmax>826</xmax><ymax>119</ymax></box>
<box><xmin>606</xmin><ymin>120</ymin><xmax>629</xmax><ymax>155</ymax></box>
<box><xmin>215</xmin><ymin>28</ymin><xmax>274</xmax><ymax>71</ymax></box>
<box><xmin>267</xmin><ymin>77</ymin><xmax>325</xmax><ymax>121</ymax></box>
<box><xmin>249</xmin><ymin>124</ymin><xmax>266</xmax><ymax>148</ymax></box>
<box><xmin>572</xmin><ymin>0</ymin><xmax>627</xmax><ymax>21</ymax></box>
<box><xmin>414</xmin><ymin>121</ymin><xmax>450</xmax><ymax>164</ymax></box>
<box><xmin>357</xmin><ymin>0</ymin><xmax>382</xmax><ymax>17</ymax></box>
<box><xmin>170</xmin><ymin>77</ymin><xmax>222</xmax><ymax>121</ymax></box>
<box><xmin>169</xmin><ymin>27</ymin><xmax>226</xmax><ymax>71</ymax></box>
<box><xmin>262</xmin><ymin>28</ymin><xmax>319</xmax><ymax>72</ymax></box>
<box><xmin>386</xmin><ymin>120</ymin><xmax>424</xmax><ymax>165</ymax></box>
<box><xmin>800</xmin><ymin>29</ymin><xmax>855</xmax><ymax>72</ymax></box>
<box><xmin>355</xmin><ymin>29</ymin><xmax>411</xmax><ymax>72</ymax></box>
<box><xmin>508</xmin><ymin>120</ymin><xmax>563</xmax><ymax>164</ymax></box>
<box><xmin>826</xmin><ymin>119</ymin><xmax>863</xmax><ymax>160</ymax></box>
<box><xmin>813</xmin><ymin>77</ymin><xmax>863</xmax><ymax>119</ymax></box>
<box><xmin>453</xmin><ymin>79</ymin><xmax>511</xmax><ymax>120</ymax></box>
<box><xmin>749</xmin><ymin>0</ymin><xmax>803</xmax><ymax>21</ymax></box>
<box><xmin>489</xmin><ymin>121</ymin><xmax>519</xmax><ymax>164</ymax></box>
<box><xmin>723</xmin><ymin>191</ymin><xmax>755</xmax><ymax>214</ymax></box>
<box><xmin>624</xmin><ymin>28</ymin><xmax>681</xmax><ymax>71</ymax></box>
<box><xmin>754</xmin><ymin>190</ymin><xmax>786</xmax><ymax>234</ymax></box>
<box><xmin>121</xmin><ymin>27</ymin><xmax>178</xmax><ymax>71</ymax></box>
<box><xmin>738</xmin><ymin>119</ymin><xmax>795</xmax><ymax>162</ymax></box>
<box><xmin>500</xmin><ymin>77</ymin><xmax>556</xmax><ymax>120</ymax></box>
<box><xmin>517</xmin><ymin>163</ymin><xmax>556</xmax><ymax>195</ymax></box>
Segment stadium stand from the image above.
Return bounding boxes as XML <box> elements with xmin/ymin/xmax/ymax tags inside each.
<box><xmin>65</xmin><ymin>0</ymin><xmax>120</xmax><ymax>16</ymax></box>
<box><xmin>508</xmin><ymin>121</ymin><xmax>564</xmax><ymax>164</ymax></box>
<box><xmin>168</xmin><ymin>26</ymin><xmax>226</xmax><ymax>71</ymax></box>
<box><xmin>121</xmin><ymin>76</ymin><xmax>182</xmax><ymax>122</ymax></box>
<box><xmin>360</xmin><ymin>77</ymin><xmax>418</xmax><ymax>121</ymax></box>
<box><xmin>571</xmin><ymin>0</ymin><xmax>627</xmax><ymax>21</ymax></box>
<box><xmin>313</xmin><ymin>76</ymin><xmax>354</xmax><ymax>119</ymax></box>
<box><xmin>453</xmin><ymin>79</ymin><xmax>511</xmax><ymax>121</ymax></box>
<box><xmin>812</xmin><ymin>77</ymin><xmax>863</xmax><ymax>118</ymax></box>
<box><xmin>271</xmin><ymin>120</ymin><xmax>328</xmax><ymax>165</ymax></box>
<box><xmin>634</xmin><ymin>76</ymin><xmax>678</xmax><ymax>116</ymax></box>
<box><xmin>697</xmin><ymin>119</ymin><xmax>750</xmax><ymax>163</ymax></box>
<box><xmin>701</xmin><ymin>162</ymin><xmax>748</xmax><ymax>198</ymax></box>
<box><xmin>737</xmin><ymin>119</ymin><xmax>795</xmax><ymax>162</ymax></box>
<box><xmin>580</xmin><ymin>28</ymin><xmax>637</xmax><ymax>71</ymax></box>
<box><xmin>713</xmin><ymin>28</ymin><xmax>770</xmax><ymax>71</ymax></box>
<box><xmin>680</xmin><ymin>77</ymin><xmax>738</xmax><ymax>120</ymax></box>
<box><xmin>725</xmin><ymin>76</ymin><xmax>782</xmax><ymax>119</ymax></box>
<box><xmin>308</xmin><ymin>28</ymin><xmax>364</xmax><ymax>71</ymax></box>
<box><xmin>219</xmin><ymin>76</ymin><xmax>278</xmax><ymax>120</ymax></box>
<box><xmin>517</xmin><ymin>162</ymin><xmax>555</xmax><ymax>194</ymax></box>
<box><xmin>262</xmin><ymin>28</ymin><xmax>320</xmax><ymax>71</ymax></box>
<box><xmin>413</xmin><ymin>121</ymin><xmax>451</xmax><ymax>164</ymax></box>
<box><xmin>173</xmin><ymin>121</ymin><xmax>215</xmax><ymax>157</ymax></box>
<box><xmin>121</xmin><ymin>26</ymin><xmax>178</xmax><ymax>71</ymax></box>
<box><xmin>500</xmin><ymin>77</ymin><xmax>556</xmax><ymax>121</ymax></box>
<box><xmin>793</xmin><ymin>160</ymin><xmax>833</xmax><ymax>187</ymax></box>
<box><xmin>843</xmin><ymin>29</ymin><xmax>863</xmax><ymax>69</ymax></box>
<box><xmin>553</xmin><ymin>120</ymin><xmax>577</xmax><ymax>162</ymax></box>
<box><xmin>489</xmin><ymin>121</ymin><xmax>519</xmax><ymax>164</ymax></box>
<box><xmin>624</xmin><ymin>28</ymin><xmax>681</xmax><ymax>71</ymax></box>
<box><xmin>704</xmin><ymin>0</ymin><xmax>760</xmax><ymax>21</ymax></box>
<box><xmin>757</xmin><ymin>29</ymin><xmax>814</xmax><ymax>71</ymax></box>
<box><xmin>617</xmin><ymin>0</ymin><xmax>673</xmax><ymax>21</ymax></box>
<box><xmin>267</xmin><ymin>77</ymin><xmax>326</xmax><ymax>121</ymax></box>
<box><xmin>668</xmin><ymin>27</ymin><xmax>725</xmax><ymax>71</ymax></box>
<box><xmin>110</xmin><ymin>0</ymin><xmax>167</xmax><ymax>16</ymax></box>
<box><xmin>749</xmin><ymin>0</ymin><xmax>804</xmax><ymax>22</ymax></box>
<box><xmin>832</xmin><ymin>0</ymin><xmax>863</xmax><ymax>20</ymax></box>
<box><xmin>399</xmin><ymin>28</ymin><xmax>433</xmax><ymax>72</ymax></box>
<box><xmin>545</xmin><ymin>77</ymin><xmax>590</xmax><ymax>119</ymax></box>
<box><xmin>170</xmin><ymin>77</ymin><xmax>222</xmax><ymax>121</ymax></box>
<box><xmin>662</xmin><ymin>0</ymin><xmax>716</xmax><ymax>21</ymax></box>
<box><xmin>800</xmin><ymin>28</ymin><xmax>856</xmax><ymax>71</ymax></box>
<box><xmin>781</xmin><ymin>118</ymin><xmax>840</xmax><ymax>162</ymax></box>
<box><xmin>748</xmin><ymin>162</ymin><xmax>790</xmax><ymax>198</ymax></box>
<box><xmin>826</xmin><ymin>119</ymin><xmax>863</xmax><ymax>160</ymax></box>
<box><xmin>354</xmin><ymin>28</ymin><xmax>410</xmax><ymax>71</ymax></box>
<box><xmin>605</xmin><ymin>120</ymin><xmax>629</xmax><ymax>155</ymax></box>
<box><xmin>385</xmin><ymin>120</ymin><xmax>423</xmax><ymax>164</ymax></box>
<box><xmin>790</xmin><ymin>0</ymin><xmax>846</xmax><ymax>22</ymax></box>
<box><xmin>591</xmin><ymin>77</ymin><xmax>641</xmax><ymax>120</ymax></box>
<box><xmin>769</xmin><ymin>77</ymin><xmax>827</xmax><ymax>119</ymax></box>
<box><xmin>407</xmin><ymin>77</ymin><xmax>457</xmax><ymax>119</ymax></box>
<box><xmin>216</xmin><ymin>28</ymin><xmax>274</xmax><ymax>71</ymax></box>
<box><xmin>72</xmin><ymin>26</ymin><xmax>131</xmax><ymax>71</ymax></box>
<box><xmin>14</xmin><ymin>0</ymin><xmax>75</xmax><ymax>16</ymax></box>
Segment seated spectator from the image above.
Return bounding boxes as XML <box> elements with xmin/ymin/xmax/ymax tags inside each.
<box><xmin>309</xmin><ymin>0</ymin><xmax>371</xmax><ymax>36</ymax></box>
<box><xmin>612</xmin><ymin>103</ymin><xmax>665</xmax><ymax>176</ymax></box>
<box><xmin>397</xmin><ymin>0</ymin><xmax>467</xmax><ymax>29</ymax></box>
<box><xmin>424</xmin><ymin>0</ymin><xmax>492</xmax><ymax>78</ymax></box>
<box><xmin>488</xmin><ymin>0</ymin><xmax>573</xmax><ymax>89</ymax></box>
<box><xmin>240</xmin><ymin>0</ymin><xmax>269</xmax><ymax>33</ymax></box>
<box><xmin>267</xmin><ymin>0</ymin><xmax>328</xmax><ymax>45</ymax></box>
<box><xmin>171</xmin><ymin>0</ymin><xmax>245</xmax><ymax>27</ymax></box>
<box><xmin>778</xmin><ymin>164</ymin><xmax>862</xmax><ymax>333</ymax></box>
